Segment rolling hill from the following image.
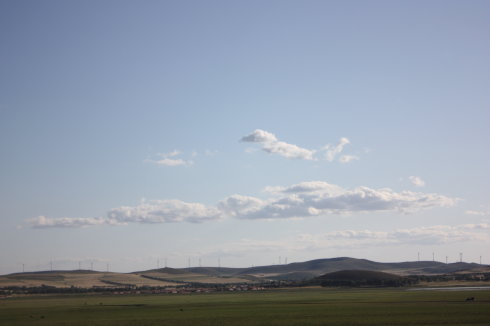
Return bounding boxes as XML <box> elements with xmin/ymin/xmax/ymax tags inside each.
<box><xmin>1</xmin><ymin>257</ymin><xmax>488</xmax><ymax>288</ymax></box>
<box><xmin>313</xmin><ymin>270</ymin><xmax>412</xmax><ymax>287</ymax></box>
<box><xmin>178</xmin><ymin>257</ymin><xmax>488</xmax><ymax>280</ymax></box>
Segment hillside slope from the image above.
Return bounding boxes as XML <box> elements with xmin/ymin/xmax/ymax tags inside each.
<box><xmin>2</xmin><ymin>257</ymin><xmax>488</xmax><ymax>287</ymax></box>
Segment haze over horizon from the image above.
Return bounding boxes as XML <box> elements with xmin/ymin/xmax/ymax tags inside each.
<box><xmin>1</xmin><ymin>0</ymin><xmax>489</xmax><ymax>275</ymax></box>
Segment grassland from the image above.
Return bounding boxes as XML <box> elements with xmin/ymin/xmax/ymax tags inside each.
<box><xmin>0</xmin><ymin>271</ymin><xmax>179</xmax><ymax>288</ymax></box>
<box><xmin>139</xmin><ymin>271</ymin><xmax>252</xmax><ymax>284</ymax></box>
<box><xmin>1</xmin><ymin>287</ymin><xmax>489</xmax><ymax>326</ymax></box>
<box><xmin>0</xmin><ymin>270</ymin><xmax>252</xmax><ymax>288</ymax></box>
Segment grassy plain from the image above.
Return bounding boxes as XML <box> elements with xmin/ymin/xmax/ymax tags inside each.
<box><xmin>0</xmin><ymin>270</ymin><xmax>251</xmax><ymax>288</ymax></box>
<box><xmin>0</xmin><ymin>271</ymin><xmax>180</xmax><ymax>288</ymax></box>
<box><xmin>140</xmin><ymin>271</ymin><xmax>252</xmax><ymax>284</ymax></box>
<box><xmin>1</xmin><ymin>287</ymin><xmax>490</xmax><ymax>326</ymax></box>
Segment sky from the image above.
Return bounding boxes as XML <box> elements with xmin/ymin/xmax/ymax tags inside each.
<box><xmin>1</xmin><ymin>0</ymin><xmax>489</xmax><ymax>275</ymax></box>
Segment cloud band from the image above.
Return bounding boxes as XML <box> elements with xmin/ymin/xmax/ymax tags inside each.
<box><xmin>27</xmin><ymin>181</ymin><xmax>458</xmax><ymax>229</ymax></box>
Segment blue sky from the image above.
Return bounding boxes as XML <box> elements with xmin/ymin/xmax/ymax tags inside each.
<box><xmin>1</xmin><ymin>0</ymin><xmax>489</xmax><ymax>274</ymax></box>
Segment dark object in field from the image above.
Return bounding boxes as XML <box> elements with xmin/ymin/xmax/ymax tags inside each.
<box><xmin>180</xmin><ymin>308</ymin><xmax>184</xmax><ymax>311</ymax></box>
<box><xmin>315</xmin><ymin>270</ymin><xmax>413</xmax><ymax>287</ymax></box>
<box><xmin>104</xmin><ymin>304</ymin><xmax>146</xmax><ymax>307</ymax></box>
<box><xmin>466</xmin><ymin>297</ymin><xmax>475</xmax><ymax>301</ymax></box>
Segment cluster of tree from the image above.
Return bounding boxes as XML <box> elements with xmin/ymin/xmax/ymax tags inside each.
<box><xmin>318</xmin><ymin>277</ymin><xmax>417</xmax><ymax>287</ymax></box>
<box><xmin>0</xmin><ymin>280</ymin><xmax>287</xmax><ymax>295</ymax></box>
<box><xmin>0</xmin><ymin>284</ymin><xmax>138</xmax><ymax>295</ymax></box>
<box><xmin>308</xmin><ymin>270</ymin><xmax>417</xmax><ymax>288</ymax></box>
<box><xmin>164</xmin><ymin>280</ymin><xmax>288</xmax><ymax>290</ymax></box>
<box><xmin>306</xmin><ymin>270</ymin><xmax>490</xmax><ymax>288</ymax></box>
<box><xmin>3</xmin><ymin>272</ymin><xmax>487</xmax><ymax>295</ymax></box>
<box><xmin>409</xmin><ymin>273</ymin><xmax>490</xmax><ymax>283</ymax></box>
<box><xmin>140</xmin><ymin>274</ymin><xmax>188</xmax><ymax>284</ymax></box>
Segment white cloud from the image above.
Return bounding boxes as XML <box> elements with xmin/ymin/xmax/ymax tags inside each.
<box><xmin>154</xmin><ymin>158</ymin><xmax>191</xmax><ymax>166</ymax></box>
<box><xmin>26</xmin><ymin>181</ymin><xmax>458</xmax><ymax>228</ymax></box>
<box><xmin>326</xmin><ymin>223</ymin><xmax>490</xmax><ymax>247</ymax></box>
<box><xmin>28</xmin><ymin>199</ymin><xmax>224</xmax><ymax>229</ymax></box>
<box><xmin>262</xmin><ymin>140</ymin><xmax>316</xmax><ymax>160</ymax></box>
<box><xmin>241</xmin><ymin>129</ymin><xmax>278</xmax><ymax>143</ymax></box>
<box><xmin>108</xmin><ymin>199</ymin><xmax>223</xmax><ymax>224</ymax></box>
<box><xmin>408</xmin><ymin>176</ymin><xmax>426</xmax><ymax>187</ymax></box>
<box><xmin>167</xmin><ymin>150</ymin><xmax>181</xmax><ymax>157</ymax></box>
<box><xmin>338</xmin><ymin>155</ymin><xmax>359</xmax><ymax>164</ymax></box>
<box><xmin>218</xmin><ymin>195</ymin><xmax>266</xmax><ymax>218</ymax></box>
<box><xmin>324</xmin><ymin>137</ymin><xmax>350</xmax><ymax>162</ymax></box>
<box><xmin>465</xmin><ymin>209</ymin><xmax>490</xmax><ymax>216</ymax></box>
<box><xmin>241</xmin><ymin>129</ymin><xmax>315</xmax><ymax>160</ymax></box>
<box><xmin>241</xmin><ymin>130</ymin><xmax>358</xmax><ymax>163</ymax></box>
<box><xmin>29</xmin><ymin>216</ymin><xmax>121</xmax><ymax>228</ymax></box>
<box><xmin>198</xmin><ymin>223</ymin><xmax>490</xmax><ymax>257</ymax></box>
<box><xmin>146</xmin><ymin>150</ymin><xmax>193</xmax><ymax>167</ymax></box>
<box><xmin>223</xmin><ymin>181</ymin><xmax>457</xmax><ymax>220</ymax></box>
<box><xmin>265</xmin><ymin>181</ymin><xmax>344</xmax><ymax>196</ymax></box>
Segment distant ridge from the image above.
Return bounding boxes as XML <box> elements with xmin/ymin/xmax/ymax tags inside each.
<box><xmin>134</xmin><ymin>267</ymin><xmax>187</xmax><ymax>275</ymax></box>
<box><xmin>317</xmin><ymin>269</ymin><xmax>402</xmax><ymax>281</ymax></box>
<box><xmin>7</xmin><ymin>269</ymin><xmax>99</xmax><ymax>276</ymax></box>
<box><xmin>182</xmin><ymin>267</ymin><xmax>248</xmax><ymax>277</ymax></box>
<box><xmin>2</xmin><ymin>257</ymin><xmax>488</xmax><ymax>288</ymax></box>
<box><xmin>232</xmin><ymin>257</ymin><xmax>486</xmax><ymax>280</ymax></box>
<box><xmin>130</xmin><ymin>257</ymin><xmax>488</xmax><ymax>281</ymax></box>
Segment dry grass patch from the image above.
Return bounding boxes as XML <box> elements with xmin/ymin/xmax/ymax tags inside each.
<box><xmin>101</xmin><ymin>273</ymin><xmax>178</xmax><ymax>286</ymax></box>
<box><xmin>141</xmin><ymin>271</ymin><xmax>252</xmax><ymax>284</ymax></box>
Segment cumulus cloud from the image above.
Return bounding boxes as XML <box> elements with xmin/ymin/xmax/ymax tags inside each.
<box><xmin>338</xmin><ymin>155</ymin><xmax>359</xmax><ymax>163</ymax></box>
<box><xmin>265</xmin><ymin>181</ymin><xmax>344</xmax><ymax>196</ymax></box>
<box><xmin>199</xmin><ymin>223</ymin><xmax>490</xmax><ymax>258</ymax></box>
<box><xmin>146</xmin><ymin>150</ymin><xmax>193</xmax><ymax>167</ymax></box>
<box><xmin>26</xmin><ymin>181</ymin><xmax>458</xmax><ymax>228</ymax></box>
<box><xmin>241</xmin><ymin>129</ymin><xmax>315</xmax><ymax>160</ymax></box>
<box><xmin>218</xmin><ymin>195</ymin><xmax>266</xmax><ymax>218</ymax></box>
<box><xmin>465</xmin><ymin>209</ymin><xmax>490</xmax><ymax>216</ymax></box>
<box><xmin>222</xmin><ymin>181</ymin><xmax>458</xmax><ymax>220</ymax></box>
<box><xmin>304</xmin><ymin>223</ymin><xmax>490</xmax><ymax>248</ymax></box>
<box><xmin>262</xmin><ymin>141</ymin><xmax>316</xmax><ymax>160</ymax></box>
<box><xmin>324</xmin><ymin>137</ymin><xmax>350</xmax><ymax>162</ymax></box>
<box><xmin>154</xmin><ymin>158</ymin><xmax>189</xmax><ymax>166</ymax></box>
<box><xmin>241</xmin><ymin>129</ymin><xmax>357</xmax><ymax>162</ymax></box>
<box><xmin>326</xmin><ymin>223</ymin><xmax>490</xmax><ymax>246</ymax></box>
<box><xmin>28</xmin><ymin>199</ymin><xmax>224</xmax><ymax>229</ymax></box>
<box><xmin>108</xmin><ymin>199</ymin><xmax>223</xmax><ymax>224</ymax></box>
<box><xmin>241</xmin><ymin>129</ymin><xmax>278</xmax><ymax>143</ymax></box>
<box><xmin>408</xmin><ymin>176</ymin><xmax>426</xmax><ymax>187</ymax></box>
<box><xmin>29</xmin><ymin>216</ymin><xmax>121</xmax><ymax>228</ymax></box>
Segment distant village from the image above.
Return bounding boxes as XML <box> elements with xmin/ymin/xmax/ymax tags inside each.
<box><xmin>2</xmin><ymin>257</ymin><xmax>489</xmax><ymax>297</ymax></box>
<box><xmin>2</xmin><ymin>271</ymin><xmax>490</xmax><ymax>297</ymax></box>
<box><xmin>0</xmin><ymin>282</ymin><xmax>280</xmax><ymax>297</ymax></box>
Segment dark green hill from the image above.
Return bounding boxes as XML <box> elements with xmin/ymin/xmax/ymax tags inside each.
<box><xmin>182</xmin><ymin>267</ymin><xmax>247</xmax><ymax>277</ymax></box>
<box><xmin>8</xmin><ymin>258</ymin><xmax>484</xmax><ymax>285</ymax></box>
<box><xmin>314</xmin><ymin>270</ymin><xmax>413</xmax><ymax>287</ymax></box>
<box><xmin>8</xmin><ymin>270</ymin><xmax>99</xmax><ymax>276</ymax></box>
<box><xmin>134</xmin><ymin>267</ymin><xmax>187</xmax><ymax>275</ymax></box>
<box><xmin>236</xmin><ymin>258</ymin><xmax>485</xmax><ymax>280</ymax></box>
<box><xmin>419</xmin><ymin>262</ymin><xmax>482</xmax><ymax>274</ymax></box>
<box><xmin>238</xmin><ymin>257</ymin><xmax>384</xmax><ymax>276</ymax></box>
<box><xmin>318</xmin><ymin>270</ymin><xmax>402</xmax><ymax>281</ymax></box>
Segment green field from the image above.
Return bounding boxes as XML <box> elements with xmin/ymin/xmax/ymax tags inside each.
<box><xmin>1</xmin><ymin>287</ymin><xmax>489</xmax><ymax>326</ymax></box>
